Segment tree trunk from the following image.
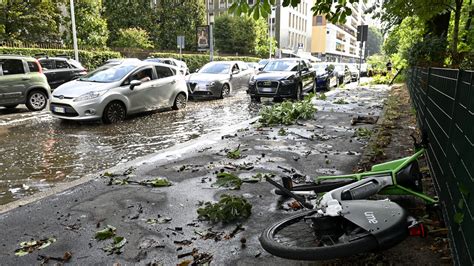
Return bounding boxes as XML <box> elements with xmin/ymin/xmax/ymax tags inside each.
<box><xmin>451</xmin><ymin>0</ymin><xmax>463</xmax><ymax>58</ymax></box>
<box><xmin>462</xmin><ymin>0</ymin><xmax>472</xmax><ymax>43</ymax></box>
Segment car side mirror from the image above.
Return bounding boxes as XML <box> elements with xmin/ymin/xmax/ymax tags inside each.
<box><xmin>130</xmin><ymin>80</ymin><xmax>141</xmax><ymax>90</ymax></box>
<box><xmin>258</xmin><ymin>67</ymin><xmax>264</xmax><ymax>71</ymax></box>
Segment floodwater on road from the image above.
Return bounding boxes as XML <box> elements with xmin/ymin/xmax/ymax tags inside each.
<box><xmin>0</xmin><ymin>91</ymin><xmax>259</xmax><ymax>205</ymax></box>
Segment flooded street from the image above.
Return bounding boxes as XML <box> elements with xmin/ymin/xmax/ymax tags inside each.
<box><xmin>0</xmin><ymin>91</ymin><xmax>259</xmax><ymax>205</ymax></box>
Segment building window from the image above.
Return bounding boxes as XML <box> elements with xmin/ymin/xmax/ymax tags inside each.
<box><xmin>313</xmin><ymin>15</ymin><xmax>323</xmax><ymax>26</ymax></box>
<box><xmin>336</xmin><ymin>31</ymin><xmax>345</xmax><ymax>41</ymax></box>
<box><xmin>336</xmin><ymin>42</ymin><xmax>345</xmax><ymax>52</ymax></box>
<box><xmin>219</xmin><ymin>0</ymin><xmax>225</xmax><ymax>8</ymax></box>
<box><xmin>248</xmin><ymin>0</ymin><xmax>254</xmax><ymax>4</ymax></box>
<box><xmin>209</xmin><ymin>0</ymin><xmax>214</xmax><ymax>9</ymax></box>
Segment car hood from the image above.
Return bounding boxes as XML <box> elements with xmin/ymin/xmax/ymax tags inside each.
<box><xmin>254</xmin><ymin>71</ymin><xmax>296</xmax><ymax>81</ymax></box>
<box><xmin>53</xmin><ymin>80</ymin><xmax>115</xmax><ymax>97</ymax></box>
<box><xmin>187</xmin><ymin>73</ymin><xmax>229</xmax><ymax>83</ymax></box>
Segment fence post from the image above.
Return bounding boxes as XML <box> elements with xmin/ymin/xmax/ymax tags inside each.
<box><xmin>446</xmin><ymin>70</ymin><xmax>462</xmax><ymax>153</ymax></box>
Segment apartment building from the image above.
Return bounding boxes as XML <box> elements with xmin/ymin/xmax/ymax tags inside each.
<box><xmin>205</xmin><ymin>0</ymin><xmax>314</xmax><ymax>54</ymax></box>
<box><xmin>310</xmin><ymin>0</ymin><xmax>368</xmax><ymax>62</ymax></box>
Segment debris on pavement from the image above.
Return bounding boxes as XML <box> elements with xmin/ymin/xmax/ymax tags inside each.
<box><xmin>95</xmin><ymin>225</ymin><xmax>116</xmax><ymax>240</ymax></box>
<box><xmin>107</xmin><ymin>177</ymin><xmax>172</xmax><ymax>187</ymax></box>
<box><xmin>37</xmin><ymin>251</ymin><xmax>72</xmax><ymax>264</ymax></box>
<box><xmin>197</xmin><ymin>195</ymin><xmax>252</xmax><ymax>223</ymax></box>
<box><xmin>351</xmin><ymin>115</ymin><xmax>379</xmax><ymax>125</ymax></box>
<box><xmin>226</xmin><ymin>145</ymin><xmax>242</xmax><ymax>159</ymax></box>
<box><xmin>14</xmin><ymin>238</ymin><xmax>57</xmax><ymax>257</ymax></box>
<box><xmin>212</xmin><ymin>172</ymin><xmax>243</xmax><ymax>190</ymax></box>
<box><xmin>102</xmin><ymin>236</ymin><xmax>127</xmax><ymax>255</ymax></box>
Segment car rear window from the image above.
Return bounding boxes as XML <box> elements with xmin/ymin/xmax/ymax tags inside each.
<box><xmin>27</xmin><ymin>61</ymin><xmax>41</xmax><ymax>72</ymax></box>
<box><xmin>55</xmin><ymin>60</ymin><xmax>70</xmax><ymax>69</ymax></box>
<box><xmin>0</xmin><ymin>59</ymin><xmax>25</xmax><ymax>75</ymax></box>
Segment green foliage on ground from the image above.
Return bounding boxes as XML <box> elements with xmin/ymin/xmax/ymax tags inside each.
<box><xmin>259</xmin><ymin>96</ymin><xmax>317</xmax><ymax>126</ymax></box>
<box><xmin>148</xmin><ymin>52</ymin><xmax>259</xmax><ymax>74</ymax></box>
<box><xmin>197</xmin><ymin>194</ymin><xmax>252</xmax><ymax>223</ymax></box>
<box><xmin>112</xmin><ymin>27</ymin><xmax>154</xmax><ymax>49</ymax></box>
<box><xmin>0</xmin><ymin>47</ymin><xmax>121</xmax><ymax>70</ymax></box>
<box><xmin>213</xmin><ymin>172</ymin><xmax>243</xmax><ymax>190</ymax></box>
<box><xmin>370</xmin><ymin>74</ymin><xmax>392</xmax><ymax>85</ymax></box>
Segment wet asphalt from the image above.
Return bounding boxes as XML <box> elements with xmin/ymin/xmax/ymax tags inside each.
<box><xmin>0</xmin><ymin>90</ymin><xmax>259</xmax><ymax>205</ymax></box>
<box><xmin>0</xmin><ymin>80</ymin><xmax>400</xmax><ymax>265</ymax></box>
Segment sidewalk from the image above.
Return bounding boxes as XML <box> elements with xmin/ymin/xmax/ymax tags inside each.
<box><xmin>0</xmin><ymin>84</ymin><xmax>443</xmax><ymax>265</ymax></box>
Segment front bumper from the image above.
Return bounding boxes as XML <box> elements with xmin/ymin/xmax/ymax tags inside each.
<box><xmin>187</xmin><ymin>82</ymin><xmax>221</xmax><ymax>98</ymax></box>
<box><xmin>248</xmin><ymin>80</ymin><xmax>297</xmax><ymax>98</ymax></box>
<box><xmin>50</xmin><ymin>97</ymin><xmax>103</xmax><ymax>121</ymax></box>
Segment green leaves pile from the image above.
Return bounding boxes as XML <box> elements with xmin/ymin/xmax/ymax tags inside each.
<box><xmin>226</xmin><ymin>145</ymin><xmax>242</xmax><ymax>159</ymax></box>
<box><xmin>95</xmin><ymin>225</ymin><xmax>127</xmax><ymax>255</ymax></box>
<box><xmin>213</xmin><ymin>172</ymin><xmax>243</xmax><ymax>190</ymax></box>
<box><xmin>197</xmin><ymin>195</ymin><xmax>252</xmax><ymax>223</ymax></box>
<box><xmin>259</xmin><ymin>98</ymin><xmax>317</xmax><ymax>126</ymax></box>
<box><xmin>15</xmin><ymin>238</ymin><xmax>56</xmax><ymax>257</ymax></box>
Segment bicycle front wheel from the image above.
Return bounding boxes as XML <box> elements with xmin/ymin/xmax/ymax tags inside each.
<box><xmin>259</xmin><ymin>211</ymin><xmax>379</xmax><ymax>260</ymax></box>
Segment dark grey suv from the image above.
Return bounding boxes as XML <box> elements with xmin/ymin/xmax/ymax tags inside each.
<box><xmin>0</xmin><ymin>55</ymin><xmax>51</xmax><ymax>111</ymax></box>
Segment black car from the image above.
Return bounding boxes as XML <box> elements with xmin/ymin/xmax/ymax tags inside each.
<box><xmin>38</xmin><ymin>57</ymin><xmax>87</xmax><ymax>90</ymax></box>
<box><xmin>312</xmin><ymin>63</ymin><xmax>337</xmax><ymax>91</ymax></box>
<box><xmin>248</xmin><ymin>59</ymin><xmax>316</xmax><ymax>102</ymax></box>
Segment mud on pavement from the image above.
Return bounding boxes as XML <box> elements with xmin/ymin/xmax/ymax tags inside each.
<box><xmin>0</xmin><ymin>85</ymin><xmax>442</xmax><ymax>265</ymax></box>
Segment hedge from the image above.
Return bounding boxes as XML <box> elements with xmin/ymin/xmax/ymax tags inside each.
<box><xmin>149</xmin><ymin>52</ymin><xmax>260</xmax><ymax>73</ymax></box>
<box><xmin>0</xmin><ymin>47</ymin><xmax>121</xmax><ymax>70</ymax></box>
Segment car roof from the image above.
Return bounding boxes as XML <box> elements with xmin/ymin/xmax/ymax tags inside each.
<box><xmin>0</xmin><ymin>54</ymin><xmax>36</xmax><ymax>61</ymax></box>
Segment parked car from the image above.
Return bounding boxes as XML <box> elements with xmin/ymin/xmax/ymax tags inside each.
<box><xmin>38</xmin><ymin>56</ymin><xmax>87</xmax><ymax>90</ymax></box>
<box><xmin>333</xmin><ymin>63</ymin><xmax>351</xmax><ymax>85</ymax></box>
<box><xmin>50</xmin><ymin>60</ymin><xmax>188</xmax><ymax>123</ymax></box>
<box><xmin>186</xmin><ymin>61</ymin><xmax>253</xmax><ymax>99</ymax></box>
<box><xmin>347</xmin><ymin>64</ymin><xmax>360</xmax><ymax>81</ymax></box>
<box><xmin>145</xmin><ymin>58</ymin><xmax>189</xmax><ymax>75</ymax></box>
<box><xmin>312</xmin><ymin>63</ymin><xmax>337</xmax><ymax>91</ymax></box>
<box><xmin>257</xmin><ymin>59</ymin><xmax>270</xmax><ymax>70</ymax></box>
<box><xmin>248</xmin><ymin>58</ymin><xmax>316</xmax><ymax>102</ymax></box>
<box><xmin>0</xmin><ymin>55</ymin><xmax>51</xmax><ymax>111</ymax></box>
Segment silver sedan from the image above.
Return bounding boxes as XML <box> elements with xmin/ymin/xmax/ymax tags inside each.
<box><xmin>50</xmin><ymin>60</ymin><xmax>188</xmax><ymax>123</ymax></box>
<box><xmin>186</xmin><ymin>61</ymin><xmax>253</xmax><ymax>99</ymax></box>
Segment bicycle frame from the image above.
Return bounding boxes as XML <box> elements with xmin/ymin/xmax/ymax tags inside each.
<box><xmin>314</xmin><ymin>149</ymin><xmax>438</xmax><ymax>204</ymax></box>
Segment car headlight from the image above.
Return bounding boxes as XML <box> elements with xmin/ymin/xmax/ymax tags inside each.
<box><xmin>280</xmin><ymin>79</ymin><xmax>296</xmax><ymax>85</ymax></box>
<box><xmin>73</xmin><ymin>90</ymin><xmax>108</xmax><ymax>102</ymax></box>
<box><xmin>206</xmin><ymin>82</ymin><xmax>216</xmax><ymax>87</ymax></box>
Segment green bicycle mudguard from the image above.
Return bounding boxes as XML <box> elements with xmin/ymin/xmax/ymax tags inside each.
<box><xmin>371</xmin><ymin>157</ymin><xmax>410</xmax><ymax>172</ymax></box>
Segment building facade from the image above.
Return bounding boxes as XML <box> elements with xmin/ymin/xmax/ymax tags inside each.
<box><xmin>205</xmin><ymin>0</ymin><xmax>314</xmax><ymax>54</ymax></box>
<box><xmin>310</xmin><ymin>0</ymin><xmax>368</xmax><ymax>62</ymax></box>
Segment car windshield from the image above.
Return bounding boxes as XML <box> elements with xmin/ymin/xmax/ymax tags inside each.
<box><xmin>313</xmin><ymin>64</ymin><xmax>327</xmax><ymax>75</ymax></box>
<box><xmin>79</xmin><ymin>64</ymin><xmax>136</xmax><ymax>83</ymax></box>
<box><xmin>263</xmin><ymin>60</ymin><xmax>298</xmax><ymax>72</ymax></box>
<box><xmin>199</xmin><ymin>63</ymin><xmax>230</xmax><ymax>74</ymax></box>
<box><xmin>258</xmin><ymin>59</ymin><xmax>269</xmax><ymax>66</ymax></box>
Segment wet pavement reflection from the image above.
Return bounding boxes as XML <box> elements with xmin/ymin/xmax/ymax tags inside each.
<box><xmin>0</xmin><ymin>91</ymin><xmax>260</xmax><ymax>204</ymax></box>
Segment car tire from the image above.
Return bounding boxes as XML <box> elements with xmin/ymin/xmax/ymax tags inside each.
<box><xmin>102</xmin><ymin>101</ymin><xmax>126</xmax><ymax>124</ymax></box>
<box><xmin>26</xmin><ymin>90</ymin><xmax>48</xmax><ymax>111</ymax></box>
<box><xmin>172</xmin><ymin>93</ymin><xmax>187</xmax><ymax>110</ymax></box>
<box><xmin>250</xmin><ymin>96</ymin><xmax>261</xmax><ymax>102</ymax></box>
<box><xmin>219</xmin><ymin>83</ymin><xmax>230</xmax><ymax>99</ymax></box>
<box><xmin>4</xmin><ymin>104</ymin><xmax>19</xmax><ymax>109</ymax></box>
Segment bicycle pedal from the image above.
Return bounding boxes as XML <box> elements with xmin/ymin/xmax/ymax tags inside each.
<box><xmin>409</xmin><ymin>223</ymin><xmax>426</xmax><ymax>237</ymax></box>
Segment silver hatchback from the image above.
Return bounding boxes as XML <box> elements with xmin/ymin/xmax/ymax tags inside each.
<box><xmin>50</xmin><ymin>60</ymin><xmax>188</xmax><ymax>123</ymax></box>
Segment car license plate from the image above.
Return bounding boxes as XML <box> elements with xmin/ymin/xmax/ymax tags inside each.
<box><xmin>195</xmin><ymin>85</ymin><xmax>206</xmax><ymax>91</ymax></box>
<box><xmin>260</xmin><ymin>87</ymin><xmax>273</xmax><ymax>92</ymax></box>
<box><xmin>53</xmin><ymin>106</ymin><xmax>65</xmax><ymax>113</ymax></box>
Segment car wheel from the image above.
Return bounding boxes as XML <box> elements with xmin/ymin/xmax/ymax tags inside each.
<box><xmin>26</xmin><ymin>90</ymin><xmax>47</xmax><ymax>111</ymax></box>
<box><xmin>4</xmin><ymin>104</ymin><xmax>19</xmax><ymax>109</ymax></box>
<box><xmin>250</xmin><ymin>96</ymin><xmax>261</xmax><ymax>103</ymax></box>
<box><xmin>102</xmin><ymin>101</ymin><xmax>126</xmax><ymax>124</ymax></box>
<box><xmin>172</xmin><ymin>93</ymin><xmax>187</xmax><ymax>110</ymax></box>
<box><xmin>219</xmin><ymin>83</ymin><xmax>230</xmax><ymax>99</ymax></box>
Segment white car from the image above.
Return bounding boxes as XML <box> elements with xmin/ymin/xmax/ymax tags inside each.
<box><xmin>145</xmin><ymin>58</ymin><xmax>189</xmax><ymax>75</ymax></box>
<box><xmin>50</xmin><ymin>60</ymin><xmax>188</xmax><ymax>123</ymax></box>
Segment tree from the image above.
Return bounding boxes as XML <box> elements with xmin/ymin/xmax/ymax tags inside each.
<box><xmin>63</xmin><ymin>0</ymin><xmax>109</xmax><ymax>48</ymax></box>
<box><xmin>153</xmin><ymin>0</ymin><xmax>205</xmax><ymax>50</ymax></box>
<box><xmin>365</xmin><ymin>27</ymin><xmax>383</xmax><ymax>58</ymax></box>
<box><xmin>254</xmin><ymin>18</ymin><xmax>277</xmax><ymax>58</ymax></box>
<box><xmin>102</xmin><ymin>0</ymin><xmax>156</xmax><ymax>46</ymax></box>
<box><xmin>214</xmin><ymin>14</ymin><xmax>256</xmax><ymax>55</ymax></box>
<box><xmin>112</xmin><ymin>27</ymin><xmax>154</xmax><ymax>49</ymax></box>
<box><xmin>0</xmin><ymin>0</ymin><xmax>63</xmax><ymax>43</ymax></box>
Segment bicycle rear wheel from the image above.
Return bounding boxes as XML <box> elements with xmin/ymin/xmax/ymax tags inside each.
<box><xmin>259</xmin><ymin>211</ymin><xmax>379</xmax><ymax>260</ymax></box>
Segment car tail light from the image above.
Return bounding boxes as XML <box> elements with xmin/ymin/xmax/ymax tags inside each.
<box><xmin>35</xmin><ymin>59</ymin><xmax>43</xmax><ymax>73</ymax></box>
<box><xmin>409</xmin><ymin>223</ymin><xmax>426</xmax><ymax>237</ymax></box>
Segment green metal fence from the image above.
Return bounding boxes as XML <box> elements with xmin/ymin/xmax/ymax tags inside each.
<box><xmin>407</xmin><ymin>67</ymin><xmax>474</xmax><ymax>265</ymax></box>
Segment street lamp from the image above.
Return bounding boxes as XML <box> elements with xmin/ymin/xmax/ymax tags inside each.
<box><xmin>269</xmin><ymin>7</ymin><xmax>276</xmax><ymax>59</ymax></box>
<box><xmin>70</xmin><ymin>0</ymin><xmax>79</xmax><ymax>62</ymax></box>
<box><xmin>209</xmin><ymin>13</ymin><xmax>214</xmax><ymax>62</ymax></box>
